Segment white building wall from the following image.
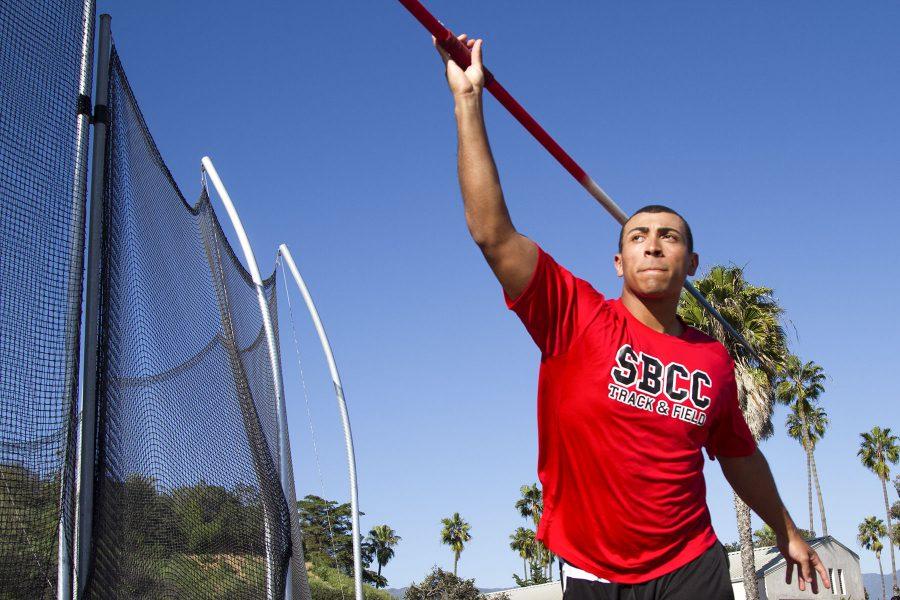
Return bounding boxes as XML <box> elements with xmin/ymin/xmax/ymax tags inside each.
<box><xmin>732</xmin><ymin>577</ymin><xmax>767</xmax><ymax>600</ymax></box>
<box><xmin>761</xmin><ymin>540</ymin><xmax>863</xmax><ymax>600</ymax></box>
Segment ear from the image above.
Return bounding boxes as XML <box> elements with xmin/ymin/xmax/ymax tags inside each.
<box><xmin>687</xmin><ymin>252</ymin><xmax>699</xmax><ymax>277</ymax></box>
<box><xmin>614</xmin><ymin>253</ymin><xmax>624</xmax><ymax>277</ymax></box>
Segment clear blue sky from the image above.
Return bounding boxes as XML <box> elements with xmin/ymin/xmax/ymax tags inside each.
<box><xmin>96</xmin><ymin>0</ymin><xmax>899</xmax><ymax>588</ymax></box>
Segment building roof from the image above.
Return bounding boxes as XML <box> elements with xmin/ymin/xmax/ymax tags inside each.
<box><xmin>483</xmin><ymin>581</ymin><xmax>560</xmax><ymax>600</ymax></box>
<box><xmin>727</xmin><ymin>536</ymin><xmax>860</xmax><ymax>582</ymax></box>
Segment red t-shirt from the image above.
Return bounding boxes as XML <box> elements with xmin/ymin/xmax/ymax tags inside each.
<box><xmin>505</xmin><ymin>247</ymin><xmax>756</xmax><ymax>584</ymax></box>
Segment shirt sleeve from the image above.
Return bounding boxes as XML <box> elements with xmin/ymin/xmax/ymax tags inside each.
<box><xmin>705</xmin><ymin>362</ymin><xmax>757</xmax><ymax>460</ymax></box>
<box><xmin>504</xmin><ymin>246</ymin><xmax>605</xmax><ymax>357</ymax></box>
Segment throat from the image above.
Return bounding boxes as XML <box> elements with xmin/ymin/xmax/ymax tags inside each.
<box><xmin>620</xmin><ymin>290</ymin><xmax>684</xmax><ymax>336</ymax></box>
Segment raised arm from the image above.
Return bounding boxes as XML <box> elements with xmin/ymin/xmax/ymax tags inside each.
<box><xmin>434</xmin><ymin>34</ymin><xmax>537</xmax><ymax>299</ymax></box>
<box><xmin>719</xmin><ymin>449</ymin><xmax>831</xmax><ymax>593</ymax></box>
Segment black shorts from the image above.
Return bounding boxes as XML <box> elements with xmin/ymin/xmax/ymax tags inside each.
<box><xmin>560</xmin><ymin>543</ymin><xmax>734</xmax><ymax>600</ymax></box>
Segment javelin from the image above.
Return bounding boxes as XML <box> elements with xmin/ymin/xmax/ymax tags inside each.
<box><xmin>396</xmin><ymin>0</ymin><xmax>766</xmax><ymax>367</ymax></box>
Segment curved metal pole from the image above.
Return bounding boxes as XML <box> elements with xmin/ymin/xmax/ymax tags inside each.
<box><xmin>278</xmin><ymin>243</ymin><xmax>364</xmax><ymax>600</ymax></box>
<box><xmin>201</xmin><ymin>156</ymin><xmax>285</xmax><ymax>600</ymax></box>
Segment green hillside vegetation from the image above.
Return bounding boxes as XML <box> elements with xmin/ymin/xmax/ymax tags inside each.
<box><xmin>0</xmin><ymin>463</ymin><xmax>65</xmax><ymax>599</ymax></box>
<box><xmin>0</xmin><ymin>466</ymin><xmax>400</xmax><ymax>598</ymax></box>
<box><xmin>308</xmin><ymin>560</ymin><xmax>394</xmax><ymax>600</ymax></box>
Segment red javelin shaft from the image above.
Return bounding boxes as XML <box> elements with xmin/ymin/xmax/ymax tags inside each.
<box><xmin>397</xmin><ymin>0</ymin><xmax>628</xmax><ymax>224</ymax></box>
<box><xmin>397</xmin><ymin>0</ymin><xmax>767</xmax><ymax>366</ymax></box>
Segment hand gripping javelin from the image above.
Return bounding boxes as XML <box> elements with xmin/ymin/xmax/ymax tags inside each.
<box><xmin>396</xmin><ymin>0</ymin><xmax>766</xmax><ymax>368</ymax></box>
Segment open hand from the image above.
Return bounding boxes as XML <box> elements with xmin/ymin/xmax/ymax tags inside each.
<box><xmin>433</xmin><ymin>33</ymin><xmax>484</xmax><ymax>98</ymax></box>
<box><xmin>780</xmin><ymin>532</ymin><xmax>830</xmax><ymax>593</ymax></box>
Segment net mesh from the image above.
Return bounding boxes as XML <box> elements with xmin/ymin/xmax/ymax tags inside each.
<box><xmin>0</xmin><ymin>0</ymin><xmax>93</xmax><ymax>597</ymax></box>
<box><xmin>86</xmin><ymin>47</ymin><xmax>308</xmax><ymax>598</ymax></box>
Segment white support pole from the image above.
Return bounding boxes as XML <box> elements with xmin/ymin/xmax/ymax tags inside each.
<box><xmin>278</xmin><ymin>244</ymin><xmax>364</xmax><ymax>600</ymax></box>
<box><xmin>73</xmin><ymin>13</ymin><xmax>110</xmax><ymax>599</ymax></box>
<box><xmin>58</xmin><ymin>2</ymin><xmax>96</xmax><ymax>598</ymax></box>
<box><xmin>201</xmin><ymin>156</ymin><xmax>292</xmax><ymax>600</ymax></box>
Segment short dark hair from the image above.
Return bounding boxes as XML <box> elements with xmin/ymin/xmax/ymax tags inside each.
<box><xmin>618</xmin><ymin>204</ymin><xmax>693</xmax><ymax>253</ymax></box>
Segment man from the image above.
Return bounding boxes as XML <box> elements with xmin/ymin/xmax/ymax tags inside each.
<box><xmin>433</xmin><ymin>34</ymin><xmax>830</xmax><ymax>599</ymax></box>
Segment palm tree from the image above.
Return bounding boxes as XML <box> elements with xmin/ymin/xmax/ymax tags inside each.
<box><xmin>440</xmin><ymin>512</ymin><xmax>472</xmax><ymax>576</ymax></box>
<box><xmin>779</xmin><ymin>355</ymin><xmax>829</xmax><ymax>537</ymax></box>
<box><xmin>859</xmin><ymin>516</ymin><xmax>888</xmax><ymax>600</ymax></box>
<box><xmin>679</xmin><ymin>266</ymin><xmax>788</xmax><ymax>600</ymax></box>
<box><xmin>785</xmin><ymin>403</ymin><xmax>829</xmax><ymax>530</ymax></box>
<box><xmin>859</xmin><ymin>427</ymin><xmax>900</xmax><ymax>595</ymax></box>
<box><xmin>515</xmin><ymin>484</ymin><xmax>553</xmax><ymax>580</ymax></box>
<box><xmin>366</xmin><ymin>525</ymin><xmax>401</xmax><ymax>588</ymax></box>
<box><xmin>509</xmin><ymin>527</ymin><xmax>536</xmax><ymax>580</ymax></box>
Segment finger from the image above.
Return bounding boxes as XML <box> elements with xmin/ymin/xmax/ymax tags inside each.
<box><xmin>431</xmin><ymin>35</ymin><xmax>446</xmax><ymax>56</ymax></box>
<box><xmin>471</xmin><ymin>39</ymin><xmax>483</xmax><ymax>69</ymax></box>
<box><xmin>811</xmin><ymin>554</ymin><xmax>830</xmax><ymax>589</ymax></box>
<box><xmin>784</xmin><ymin>560</ymin><xmax>793</xmax><ymax>585</ymax></box>
<box><xmin>798</xmin><ymin>555</ymin><xmax>813</xmax><ymax>592</ymax></box>
<box><xmin>466</xmin><ymin>39</ymin><xmax>475</xmax><ymax>48</ymax></box>
<box><xmin>455</xmin><ymin>34</ymin><xmax>471</xmax><ymax>59</ymax></box>
<box><xmin>432</xmin><ymin>35</ymin><xmax>451</xmax><ymax>65</ymax></box>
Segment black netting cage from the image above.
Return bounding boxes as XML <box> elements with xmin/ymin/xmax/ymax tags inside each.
<box><xmin>0</xmin><ymin>0</ymin><xmax>94</xmax><ymax>597</ymax></box>
<box><xmin>1</xmin><ymin>4</ymin><xmax>313</xmax><ymax>597</ymax></box>
<box><xmin>82</xmin><ymin>48</ymin><xmax>308</xmax><ymax>599</ymax></box>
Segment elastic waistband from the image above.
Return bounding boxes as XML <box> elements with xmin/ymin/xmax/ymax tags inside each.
<box><xmin>560</xmin><ymin>558</ymin><xmax>611</xmax><ymax>585</ymax></box>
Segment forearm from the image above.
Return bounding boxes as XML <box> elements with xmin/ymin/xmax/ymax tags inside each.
<box><xmin>720</xmin><ymin>449</ymin><xmax>798</xmax><ymax>539</ymax></box>
<box><xmin>454</xmin><ymin>93</ymin><xmax>516</xmax><ymax>248</ymax></box>
<box><xmin>721</xmin><ymin>449</ymin><xmax>831</xmax><ymax>590</ymax></box>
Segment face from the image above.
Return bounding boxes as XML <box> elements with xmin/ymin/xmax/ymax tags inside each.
<box><xmin>614</xmin><ymin>211</ymin><xmax>698</xmax><ymax>299</ymax></box>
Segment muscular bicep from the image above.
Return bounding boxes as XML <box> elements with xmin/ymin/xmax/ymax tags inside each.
<box><xmin>480</xmin><ymin>233</ymin><xmax>538</xmax><ymax>300</ymax></box>
<box><xmin>718</xmin><ymin>449</ymin><xmax>770</xmax><ymax>506</ymax></box>
<box><xmin>718</xmin><ymin>449</ymin><xmax>760</xmax><ymax>482</ymax></box>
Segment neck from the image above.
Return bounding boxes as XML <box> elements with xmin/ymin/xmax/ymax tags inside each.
<box><xmin>620</xmin><ymin>286</ymin><xmax>684</xmax><ymax>336</ymax></box>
